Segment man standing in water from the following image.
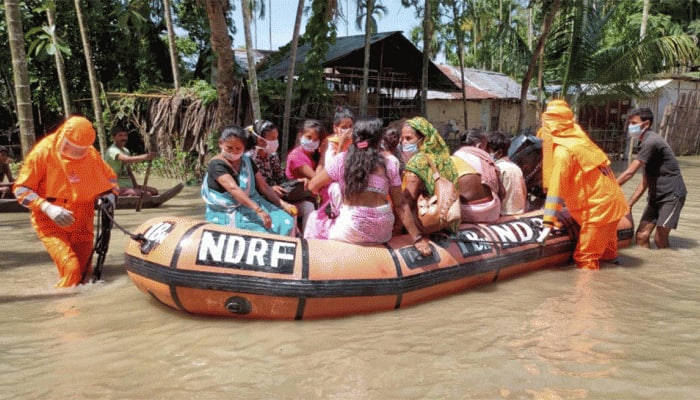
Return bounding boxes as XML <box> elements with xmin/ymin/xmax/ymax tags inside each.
<box><xmin>13</xmin><ymin>116</ymin><xmax>118</xmax><ymax>287</ymax></box>
<box><xmin>536</xmin><ymin>100</ymin><xmax>628</xmax><ymax>270</ymax></box>
<box><xmin>617</xmin><ymin>107</ymin><xmax>687</xmax><ymax>249</ymax></box>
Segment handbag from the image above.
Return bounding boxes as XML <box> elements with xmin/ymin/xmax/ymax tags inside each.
<box><xmin>416</xmin><ymin>159</ymin><xmax>461</xmax><ymax>233</ymax></box>
<box><xmin>280</xmin><ymin>180</ymin><xmax>315</xmax><ymax>203</ymax></box>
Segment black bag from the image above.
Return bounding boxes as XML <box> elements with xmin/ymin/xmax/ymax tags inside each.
<box><xmin>280</xmin><ymin>180</ymin><xmax>315</xmax><ymax>203</ymax></box>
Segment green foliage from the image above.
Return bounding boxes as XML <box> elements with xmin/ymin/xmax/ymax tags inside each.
<box><xmin>184</xmin><ymin>80</ymin><xmax>217</xmax><ymax>105</ymax></box>
<box><xmin>296</xmin><ymin>0</ymin><xmax>337</xmax><ymax>110</ymax></box>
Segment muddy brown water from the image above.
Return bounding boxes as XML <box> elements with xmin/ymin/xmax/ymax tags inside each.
<box><xmin>1</xmin><ymin>158</ymin><xmax>699</xmax><ymax>400</ymax></box>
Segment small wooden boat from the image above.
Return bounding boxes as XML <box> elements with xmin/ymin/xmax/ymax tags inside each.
<box><xmin>0</xmin><ymin>183</ymin><xmax>184</xmax><ymax>212</ymax></box>
<box><xmin>124</xmin><ymin>210</ymin><xmax>634</xmax><ymax>320</ymax></box>
<box><xmin>114</xmin><ymin>183</ymin><xmax>184</xmax><ymax>210</ymax></box>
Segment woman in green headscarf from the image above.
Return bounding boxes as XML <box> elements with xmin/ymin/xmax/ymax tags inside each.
<box><xmin>399</xmin><ymin>116</ymin><xmax>459</xmax><ymax>256</ymax></box>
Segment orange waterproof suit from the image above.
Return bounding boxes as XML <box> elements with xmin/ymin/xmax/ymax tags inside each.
<box><xmin>538</xmin><ymin>101</ymin><xmax>628</xmax><ymax>270</ymax></box>
<box><xmin>14</xmin><ymin>117</ymin><xmax>117</xmax><ymax>287</ymax></box>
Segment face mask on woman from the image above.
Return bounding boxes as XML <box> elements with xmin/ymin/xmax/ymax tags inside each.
<box><xmin>222</xmin><ymin>150</ymin><xmax>242</xmax><ymax>162</ymax></box>
<box><xmin>258</xmin><ymin>139</ymin><xmax>279</xmax><ymax>154</ymax></box>
<box><xmin>300</xmin><ymin>137</ymin><xmax>320</xmax><ymax>152</ymax></box>
<box><xmin>402</xmin><ymin>142</ymin><xmax>419</xmax><ymax>154</ymax></box>
<box><xmin>627</xmin><ymin>123</ymin><xmax>644</xmax><ymax>139</ymax></box>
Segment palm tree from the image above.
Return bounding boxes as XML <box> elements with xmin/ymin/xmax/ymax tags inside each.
<box><xmin>163</xmin><ymin>0</ymin><xmax>180</xmax><ymax>90</ymax></box>
<box><xmin>356</xmin><ymin>0</ymin><xmax>387</xmax><ymax>115</ymax></box>
<box><xmin>3</xmin><ymin>0</ymin><xmax>36</xmax><ymax>157</ymax></box>
<box><xmin>359</xmin><ymin>0</ymin><xmax>374</xmax><ymax>115</ymax></box>
<box><xmin>204</xmin><ymin>0</ymin><xmax>237</xmax><ymax>130</ymax></box>
<box><xmin>74</xmin><ymin>0</ymin><xmax>107</xmax><ymax>153</ymax></box>
<box><xmin>518</xmin><ymin>0</ymin><xmax>560</xmax><ymax>132</ymax></box>
<box><xmin>282</xmin><ymin>0</ymin><xmax>305</xmax><ymax>156</ymax></box>
<box><xmin>44</xmin><ymin>3</ymin><xmax>72</xmax><ymax>116</ymax></box>
<box><xmin>420</xmin><ymin>0</ymin><xmax>435</xmax><ymax>115</ymax></box>
<box><xmin>241</xmin><ymin>0</ymin><xmax>261</xmax><ymax>121</ymax></box>
<box><xmin>550</xmin><ymin>1</ymin><xmax>698</xmax><ymax>104</ymax></box>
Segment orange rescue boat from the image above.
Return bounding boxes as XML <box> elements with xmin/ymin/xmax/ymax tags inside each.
<box><xmin>124</xmin><ymin>210</ymin><xmax>633</xmax><ymax>320</ymax></box>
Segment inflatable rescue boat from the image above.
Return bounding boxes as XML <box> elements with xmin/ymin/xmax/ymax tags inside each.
<box><xmin>125</xmin><ymin>210</ymin><xmax>633</xmax><ymax>320</ymax></box>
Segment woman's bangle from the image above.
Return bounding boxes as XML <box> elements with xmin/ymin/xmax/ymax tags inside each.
<box><xmin>254</xmin><ymin>207</ymin><xmax>263</xmax><ymax>214</ymax></box>
<box><xmin>412</xmin><ymin>234</ymin><xmax>423</xmax><ymax>244</ymax></box>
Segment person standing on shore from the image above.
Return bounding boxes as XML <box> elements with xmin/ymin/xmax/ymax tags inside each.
<box><xmin>616</xmin><ymin>107</ymin><xmax>687</xmax><ymax>249</ymax></box>
<box><xmin>13</xmin><ymin>116</ymin><xmax>118</xmax><ymax>287</ymax></box>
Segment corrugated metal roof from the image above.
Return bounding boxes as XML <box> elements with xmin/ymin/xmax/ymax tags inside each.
<box><xmin>256</xmin><ymin>31</ymin><xmax>459</xmax><ymax>91</ymax></box>
<box><xmin>436</xmin><ymin>65</ymin><xmax>537</xmax><ymax>101</ymax></box>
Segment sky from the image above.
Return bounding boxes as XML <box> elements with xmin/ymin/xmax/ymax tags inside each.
<box><xmin>229</xmin><ymin>0</ymin><xmax>423</xmax><ymax>52</ymax></box>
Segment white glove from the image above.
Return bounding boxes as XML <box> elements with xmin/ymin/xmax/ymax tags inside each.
<box><xmin>40</xmin><ymin>201</ymin><xmax>75</xmax><ymax>227</ymax></box>
<box><xmin>102</xmin><ymin>193</ymin><xmax>116</xmax><ymax>207</ymax></box>
<box><xmin>536</xmin><ymin>226</ymin><xmax>552</xmax><ymax>246</ymax></box>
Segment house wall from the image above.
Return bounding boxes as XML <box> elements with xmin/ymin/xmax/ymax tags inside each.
<box><xmin>635</xmin><ymin>80</ymin><xmax>700</xmax><ymax>130</ymax></box>
<box><xmin>426</xmin><ymin>99</ymin><xmax>538</xmax><ymax>135</ymax></box>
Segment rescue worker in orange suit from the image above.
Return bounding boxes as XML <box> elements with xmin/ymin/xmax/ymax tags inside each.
<box><xmin>13</xmin><ymin>116</ymin><xmax>118</xmax><ymax>287</ymax></box>
<box><xmin>535</xmin><ymin>100</ymin><xmax>628</xmax><ymax>270</ymax></box>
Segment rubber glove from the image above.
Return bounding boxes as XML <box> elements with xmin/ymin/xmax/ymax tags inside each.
<box><xmin>40</xmin><ymin>201</ymin><xmax>75</xmax><ymax>227</ymax></box>
<box><xmin>536</xmin><ymin>226</ymin><xmax>552</xmax><ymax>246</ymax></box>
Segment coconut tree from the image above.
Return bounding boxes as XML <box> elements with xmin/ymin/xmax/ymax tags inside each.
<box><xmin>518</xmin><ymin>0</ymin><xmax>560</xmax><ymax>132</ymax></box>
<box><xmin>282</xmin><ymin>0</ymin><xmax>305</xmax><ymax>156</ymax></box>
<box><xmin>163</xmin><ymin>0</ymin><xmax>180</xmax><ymax>90</ymax></box>
<box><xmin>549</xmin><ymin>1</ymin><xmax>698</xmax><ymax>104</ymax></box>
<box><xmin>74</xmin><ymin>0</ymin><xmax>107</xmax><ymax>153</ymax></box>
<box><xmin>4</xmin><ymin>0</ymin><xmax>36</xmax><ymax>156</ymax></box>
<box><xmin>204</xmin><ymin>0</ymin><xmax>237</xmax><ymax>130</ymax></box>
<box><xmin>356</xmin><ymin>0</ymin><xmax>387</xmax><ymax>115</ymax></box>
<box><xmin>241</xmin><ymin>0</ymin><xmax>261</xmax><ymax>121</ymax></box>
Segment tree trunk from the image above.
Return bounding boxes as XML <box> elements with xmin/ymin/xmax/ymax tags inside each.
<box><xmin>360</xmin><ymin>0</ymin><xmax>374</xmax><ymax>115</ymax></box>
<box><xmin>163</xmin><ymin>0</ymin><xmax>180</xmax><ymax>91</ymax></box>
<box><xmin>282</xmin><ymin>0</ymin><xmax>305</xmax><ymax>156</ymax></box>
<box><xmin>518</xmin><ymin>0</ymin><xmax>560</xmax><ymax>132</ymax></box>
<box><xmin>420</xmin><ymin>0</ymin><xmax>433</xmax><ymax>116</ymax></box>
<box><xmin>452</xmin><ymin>1</ymin><xmax>467</xmax><ymax>129</ymax></box>
<box><xmin>4</xmin><ymin>0</ymin><xmax>36</xmax><ymax>157</ymax></box>
<box><xmin>205</xmin><ymin>0</ymin><xmax>237</xmax><ymax>131</ymax></box>
<box><xmin>46</xmin><ymin>6</ymin><xmax>71</xmax><ymax>116</ymax></box>
<box><xmin>74</xmin><ymin>0</ymin><xmax>106</xmax><ymax>154</ymax></box>
<box><xmin>640</xmin><ymin>0</ymin><xmax>650</xmax><ymax>39</ymax></box>
<box><xmin>241</xmin><ymin>0</ymin><xmax>261</xmax><ymax>121</ymax></box>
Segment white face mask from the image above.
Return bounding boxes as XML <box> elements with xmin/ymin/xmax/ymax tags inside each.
<box><xmin>258</xmin><ymin>139</ymin><xmax>279</xmax><ymax>154</ymax></box>
<box><xmin>300</xmin><ymin>137</ymin><xmax>320</xmax><ymax>152</ymax></box>
<box><xmin>627</xmin><ymin>123</ymin><xmax>644</xmax><ymax>139</ymax></box>
<box><xmin>222</xmin><ymin>151</ymin><xmax>242</xmax><ymax>161</ymax></box>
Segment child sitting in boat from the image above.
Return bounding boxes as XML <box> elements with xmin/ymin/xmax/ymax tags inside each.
<box><xmin>201</xmin><ymin>124</ymin><xmax>297</xmax><ymax>236</ymax></box>
<box><xmin>286</xmin><ymin>119</ymin><xmax>332</xmax><ymax>235</ymax></box>
<box><xmin>306</xmin><ymin>117</ymin><xmax>416</xmax><ymax>244</ymax></box>
<box><xmin>321</xmin><ymin>106</ymin><xmax>354</xmax><ymax>167</ymax></box>
<box><xmin>246</xmin><ymin>119</ymin><xmax>286</xmax><ymax>196</ymax></box>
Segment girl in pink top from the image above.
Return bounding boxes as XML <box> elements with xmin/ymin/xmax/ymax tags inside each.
<box><xmin>284</xmin><ymin>120</ymin><xmax>327</xmax><ymax>232</ymax></box>
<box><xmin>305</xmin><ymin>117</ymin><xmax>415</xmax><ymax>244</ymax></box>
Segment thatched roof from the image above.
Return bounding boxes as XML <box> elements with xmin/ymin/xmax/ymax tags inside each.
<box><xmin>257</xmin><ymin>31</ymin><xmax>459</xmax><ymax>91</ymax></box>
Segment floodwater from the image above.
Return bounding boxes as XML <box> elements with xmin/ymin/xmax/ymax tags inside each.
<box><xmin>1</xmin><ymin>158</ymin><xmax>699</xmax><ymax>400</ymax></box>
